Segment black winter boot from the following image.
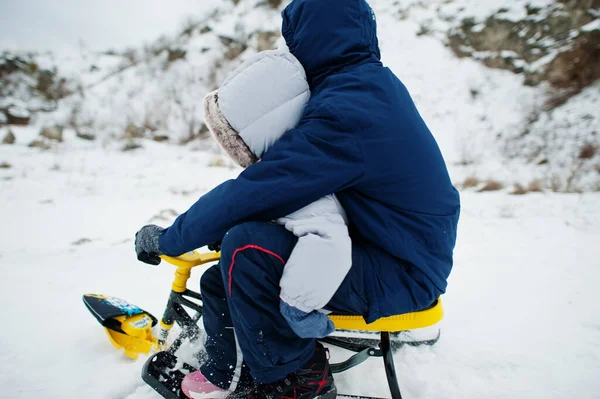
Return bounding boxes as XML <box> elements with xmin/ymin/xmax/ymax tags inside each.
<box><xmin>244</xmin><ymin>342</ymin><xmax>336</xmax><ymax>399</ymax></box>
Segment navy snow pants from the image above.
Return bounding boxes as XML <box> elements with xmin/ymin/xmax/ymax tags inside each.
<box><xmin>199</xmin><ymin>221</ymin><xmax>436</xmax><ymax>389</ymax></box>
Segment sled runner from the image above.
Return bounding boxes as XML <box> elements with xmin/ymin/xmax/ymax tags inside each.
<box><xmin>84</xmin><ymin>250</ymin><xmax>443</xmax><ymax>399</ymax></box>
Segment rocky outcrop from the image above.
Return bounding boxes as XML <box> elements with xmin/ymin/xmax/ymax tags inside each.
<box><xmin>28</xmin><ymin>139</ymin><xmax>51</xmax><ymax>150</ymax></box>
<box><xmin>219</xmin><ymin>36</ymin><xmax>248</xmax><ymax>60</ymax></box>
<box><xmin>167</xmin><ymin>48</ymin><xmax>187</xmax><ymax>63</ymax></box>
<box><xmin>1</xmin><ymin>53</ymin><xmax>72</xmax><ymax>127</ymax></box>
<box><xmin>2</xmin><ymin>129</ymin><xmax>15</xmax><ymax>145</ymax></box>
<box><xmin>76</xmin><ymin>127</ymin><xmax>96</xmax><ymax>141</ymax></box>
<box><xmin>255</xmin><ymin>31</ymin><xmax>280</xmax><ymax>51</ymax></box>
<box><xmin>123</xmin><ymin>124</ymin><xmax>144</xmax><ymax>139</ymax></box>
<box><xmin>4</xmin><ymin>106</ymin><xmax>31</xmax><ymax>125</ymax></box>
<box><xmin>233</xmin><ymin>0</ymin><xmax>281</xmax><ymax>7</ymax></box>
<box><xmin>448</xmin><ymin>0</ymin><xmax>600</xmax><ymax>90</ymax></box>
<box><xmin>40</xmin><ymin>126</ymin><xmax>64</xmax><ymax>142</ymax></box>
<box><xmin>545</xmin><ymin>29</ymin><xmax>600</xmax><ymax>89</ymax></box>
<box><xmin>122</xmin><ymin>140</ymin><xmax>143</xmax><ymax>151</ymax></box>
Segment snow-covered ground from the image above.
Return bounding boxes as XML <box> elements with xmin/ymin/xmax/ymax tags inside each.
<box><xmin>1</xmin><ymin>135</ymin><xmax>599</xmax><ymax>399</ymax></box>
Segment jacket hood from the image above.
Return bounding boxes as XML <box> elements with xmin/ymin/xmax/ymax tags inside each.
<box><xmin>204</xmin><ymin>50</ymin><xmax>310</xmax><ymax>167</ymax></box>
<box><xmin>282</xmin><ymin>0</ymin><xmax>381</xmax><ymax>88</ymax></box>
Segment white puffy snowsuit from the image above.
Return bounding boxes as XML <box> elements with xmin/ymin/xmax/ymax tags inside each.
<box><xmin>203</xmin><ymin>50</ymin><xmax>352</xmax><ymax>327</ymax></box>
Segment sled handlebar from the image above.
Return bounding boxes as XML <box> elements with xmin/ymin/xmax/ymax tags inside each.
<box><xmin>160</xmin><ymin>250</ymin><xmax>221</xmax><ymax>268</ymax></box>
<box><xmin>160</xmin><ymin>251</ymin><xmax>221</xmax><ymax>293</ymax></box>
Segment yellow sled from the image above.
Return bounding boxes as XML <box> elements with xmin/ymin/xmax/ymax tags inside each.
<box><xmin>85</xmin><ymin>249</ymin><xmax>443</xmax><ymax>399</ymax></box>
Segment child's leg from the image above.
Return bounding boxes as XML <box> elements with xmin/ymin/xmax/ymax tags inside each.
<box><xmin>198</xmin><ymin>264</ymin><xmax>244</xmax><ymax>390</ymax></box>
<box><xmin>198</xmin><ymin>221</ymin><xmax>311</xmax><ymax>386</ymax></box>
<box><xmin>217</xmin><ymin>221</ymin><xmax>316</xmax><ymax>384</ymax></box>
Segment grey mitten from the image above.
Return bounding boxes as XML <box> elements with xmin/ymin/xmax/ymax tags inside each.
<box><xmin>280</xmin><ymin>300</ymin><xmax>335</xmax><ymax>339</ymax></box>
<box><xmin>135</xmin><ymin>225</ymin><xmax>165</xmax><ymax>265</ymax></box>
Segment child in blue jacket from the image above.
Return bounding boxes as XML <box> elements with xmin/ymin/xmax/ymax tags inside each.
<box><xmin>135</xmin><ymin>0</ymin><xmax>460</xmax><ymax>398</ymax></box>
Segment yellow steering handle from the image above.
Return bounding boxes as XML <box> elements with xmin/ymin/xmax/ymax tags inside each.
<box><xmin>159</xmin><ymin>251</ymin><xmax>221</xmax><ymax>292</ymax></box>
<box><xmin>160</xmin><ymin>250</ymin><xmax>222</xmax><ymax>268</ymax></box>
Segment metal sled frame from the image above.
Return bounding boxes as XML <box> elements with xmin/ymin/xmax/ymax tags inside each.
<box><xmin>141</xmin><ymin>251</ymin><xmax>444</xmax><ymax>399</ymax></box>
<box><xmin>321</xmin><ymin>324</ymin><xmax>441</xmax><ymax>399</ymax></box>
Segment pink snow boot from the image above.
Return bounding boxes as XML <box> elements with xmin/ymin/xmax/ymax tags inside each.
<box><xmin>181</xmin><ymin>370</ymin><xmax>232</xmax><ymax>399</ymax></box>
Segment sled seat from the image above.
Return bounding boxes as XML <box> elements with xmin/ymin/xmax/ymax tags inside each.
<box><xmin>322</xmin><ymin>300</ymin><xmax>443</xmax><ymax>399</ymax></box>
<box><xmin>328</xmin><ymin>299</ymin><xmax>443</xmax><ymax>332</ymax></box>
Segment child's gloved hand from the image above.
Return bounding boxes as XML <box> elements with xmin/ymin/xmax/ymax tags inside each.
<box><xmin>280</xmin><ymin>300</ymin><xmax>334</xmax><ymax>339</ymax></box>
<box><xmin>135</xmin><ymin>225</ymin><xmax>165</xmax><ymax>265</ymax></box>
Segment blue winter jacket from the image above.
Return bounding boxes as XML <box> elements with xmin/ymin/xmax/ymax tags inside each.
<box><xmin>160</xmin><ymin>0</ymin><xmax>460</xmax><ymax>319</ymax></box>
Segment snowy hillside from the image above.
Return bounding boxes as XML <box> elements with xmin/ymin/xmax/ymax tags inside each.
<box><xmin>1</xmin><ymin>0</ymin><xmax>599</xmax><ymax>191</ymax></box>
<box><xmin>1</xmin><ymin>0</ymin><xmax>282</xmax><ymax>143</ymax></box>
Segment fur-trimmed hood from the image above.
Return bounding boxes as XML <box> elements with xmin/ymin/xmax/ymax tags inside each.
<box><xmin>204</xmin><ymin>50</ymin><xmax>310</xmax><ymax>167</ymax></box>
